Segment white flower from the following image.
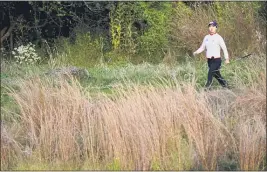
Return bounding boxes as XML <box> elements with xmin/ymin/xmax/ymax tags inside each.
<box><xmin>13</xmin><ymin>43</ymin><xmax>41</xmax><ymax>64</ymax></box>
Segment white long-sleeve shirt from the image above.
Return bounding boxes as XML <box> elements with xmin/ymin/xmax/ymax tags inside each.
<box><xmin>195</xmin><ymin>33</ymin><xmax>229</xmax><ymax>59</ymax></box>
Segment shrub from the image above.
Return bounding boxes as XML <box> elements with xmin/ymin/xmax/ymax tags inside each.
<box><xmin>57</xmin><ymin>33</ymin><xmax>104</xmax><ymax>67</ymax></box>
<box><xmin>136</xmin><ymin>2</ymin><xmax>173</xmax><ymax>62</ymax></box>
<box><xmin>109</xmin><ymin>2</ymin><xmax>173</xmax><ymax>63</ymax></box>
<box><xmin>109</xmin><ymin>2</ymin><xmax>139</xmax><ymax>54</ymax></box>
<box><xmin>12</xmin><ymin>43</ymin><xmax>41</xmax><ymax>64</ymax></box>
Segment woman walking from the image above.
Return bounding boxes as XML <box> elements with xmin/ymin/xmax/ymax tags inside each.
<box><xmin>193</xmin><ymin>20</ymin><xmax>230</xmax><ymax>89</ymax></box>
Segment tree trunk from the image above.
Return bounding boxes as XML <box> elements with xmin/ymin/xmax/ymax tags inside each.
<box><xmin>10</xmin><ymin>32</ymin><xmax>13</xmax><ymax>51</ymax></box>
<box><xmin>0</xmin><ymin>14</ymin><xmax>23</xmax><ymax>49</ymax></box>
<box><xmin>0</xmin><ymin>27</ymin><xmax>8</xmax><ymax>49</ymax></box>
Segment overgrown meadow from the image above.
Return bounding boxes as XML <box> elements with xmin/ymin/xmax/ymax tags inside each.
<box><xmin>1</xmin><ymin>2</ymin><xmax>266</xmax><ymax>170</ymax></box>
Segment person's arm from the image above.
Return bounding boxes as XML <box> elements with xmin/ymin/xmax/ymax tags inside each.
<box><xmin>193</xmin><ymin>37</ymin><xmax>206</xmax><ymax>56</ymax></box>
<box><xmin>219</xmin><ymin>36</ymin><xmax>230</xmax><ymax>63</ymax></box>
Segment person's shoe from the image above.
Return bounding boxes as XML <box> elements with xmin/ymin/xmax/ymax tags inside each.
<box><xmin>204</xmin><ymin>86</ymin><xmax>212</xmax><ymax>91</ymax></box>
<box><xmin>205</xmin><ymin>82</ymin><xmax>212</xmax><ymax>88</ymax></box>
<box><xmin>222</xmin><ymin>83</ymin><xmax>231</xmax><ymax>89</ymax></box>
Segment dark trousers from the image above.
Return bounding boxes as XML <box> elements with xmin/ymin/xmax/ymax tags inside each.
<box><xmin>205</xmin><ymin>57</ymin><xmax>228</xmax><ymax>88</ymax></box>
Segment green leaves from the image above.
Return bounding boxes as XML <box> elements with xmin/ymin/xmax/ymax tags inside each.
<box><xmin>109</xmin><ymin>2</ymin><xmax>138</xmax><ymax>53</ymax></box>
<box><xmin>136</xmin><ymin>2</ymin><xmax>172</xmax><ymax>62</ymax></box>
<box><xmin>109</xmin><ymin>2</ymin><xmax>173</xmax><ymax>62</ymax></box>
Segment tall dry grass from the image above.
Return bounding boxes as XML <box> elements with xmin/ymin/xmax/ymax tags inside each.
<box><xmin>231</xmin><ymin>72</ymin><xmax>266</xmax><ymax>170</ymax></box>
<box><xmin>1</xmin><ymin>75</ymin><xmax>266</xmax><ymax>170</ymax></box>
<box><xmin>1</xmin><ymin>121</ymin><xmax>23</xmax><ymax>169</ymax></box>
<box><xmin>236</xmin><ymin>116</ymin><xmax>266</xmax><ymax>170</ymax></box>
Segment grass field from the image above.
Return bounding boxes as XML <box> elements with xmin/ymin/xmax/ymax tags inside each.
<box><xmin>1</xmin><ymin>54</ymin><xmax>266</xmax><ymax>170</ymax></box>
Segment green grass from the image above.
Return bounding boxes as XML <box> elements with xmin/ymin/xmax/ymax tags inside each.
<box><xmin>1</xmin><ymin>55</ymin><xmax>265</xmax><ymax>117</ymax></box>
<box><xmin>3</xmin><ymin>54</ymin><xmax>263</xmax><ymax>91</ymax></box>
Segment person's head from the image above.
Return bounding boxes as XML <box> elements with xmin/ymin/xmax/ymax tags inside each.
<box><xmin>208</xmin><ymin>21</ymin><xmax>218</xmax><ymax>34</ymax></box>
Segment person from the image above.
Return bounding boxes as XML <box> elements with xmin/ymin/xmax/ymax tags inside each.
<box><xmin>193</xmin><ymin>20</ymin><xmax>230</xmax><ymax>89</ymax></box>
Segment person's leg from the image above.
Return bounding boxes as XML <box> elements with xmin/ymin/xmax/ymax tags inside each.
<box><xmin>205</xmin><ymin>70</ymin><xmax>213</xmax><ymax>88</ymax></box>
<box><xmin>205</xmin><ymin>58</ymin><xmax>215</xmax><ymax>88</ymax></box>
<box><xmin>211</xmin><ymin>58</ymin><xmax>229</xmax><ymax>88</ymax></box>
<box><xmin>213</xmin><ymin>70</ymin><xmax>228</xmax><ymax>87</ymax></box>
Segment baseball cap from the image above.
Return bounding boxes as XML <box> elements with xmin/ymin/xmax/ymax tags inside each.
<box><xmin>208</xmin><ymin>21</ymin><xmax>218</xmax><ymax>27</ymax></box>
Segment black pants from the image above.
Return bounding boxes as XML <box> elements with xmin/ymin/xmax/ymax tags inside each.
<box><xmin>205</xmin><ymin>57</ymin><xmax>228</xmax><ymax>88</ymax></box>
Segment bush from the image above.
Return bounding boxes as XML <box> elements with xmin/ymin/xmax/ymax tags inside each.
<box><xmin>12</xmin><ymin>43</ymin><xmax>41</xmax><ymax>64</ymax></box>
<box><xmin>109</xmin><ymin>2</ymin><xmax>173</xmax><ymax>63</ymax></box>
<box><xmin>56</xmin><ymin>33</ymin><xmax>105</xmax><ymax>67</ymax></box>
<box><xmin>109</xmin><ymin>2</ymin><xmax>139</xmax><ymax>54</ymax></box>
<box><xmin>136</xmin><ymin>2</ymin><xmax>173</xmax><ymax>63</ymax></box>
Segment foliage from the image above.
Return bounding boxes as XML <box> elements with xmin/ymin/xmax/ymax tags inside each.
<box><xmin>0</xmin><ymin>1</ymin><xmax>113</xmax><ymax>52</ymax></box>
<box><xmin>12</xmin><ymin>43</ymin><xmax>41</xmax><ymax>64</ymax></box>
<box><xmin>0</xmin><ymin>47</ymin><xmax>10</xmax><ymax>59</ymax></box>
<box><xmin>57</xmin><ymin>33</ymin><xmax>105</xmax><ymax>67</ymax></box>
<box><xmin>169</xmin><ymin>2</ymin><xmax>194</xmax><ymax>58</ymax></box>
<box><xmin>109</xmin><ymin>2</ymin><xmax>138</xmax><ymax>55</ymax></box>
<box><xmin>212</xmin><ymin>2</ymin><xmax>264</xmax><ymax>56</ymax></box>
<box><xmin>109</xmin><ymin>2</ymin><xmax>173</xmax><ymax>63</ymax></box>
<box><xmin>1</xmin><ymin>2</ymin><xmax>266</xmax><ymax>64</ymax></box>
<box><xmin>136</xmin><ymin>2</ymin><xmax>173</xmax><ymax>62</ymax></box>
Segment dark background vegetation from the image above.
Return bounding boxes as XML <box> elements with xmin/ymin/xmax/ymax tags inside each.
<box><xmin>1</xmin><ymin>1</ymin><xmax>266</xmax><ymax>65</ymax></box>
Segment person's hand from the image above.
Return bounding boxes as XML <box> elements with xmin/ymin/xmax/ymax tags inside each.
<box><xmin>193</xmin><ymin>52</ymin><xmax>197</xmax><ymax>57</ymax></box>
<box><xmin>225</xmin><ymin>59</ymin><xmax>230</xmax><ymax>64</ymax></box>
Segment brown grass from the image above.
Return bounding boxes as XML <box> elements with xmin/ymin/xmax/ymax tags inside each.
<box><xmin>1</xmin><ymin>75</ymin><xmax>266</xmax><ymax>170</ymax></box>
<box><xmin>236</xmin><ymin>116</ymin><xmax>266</xmax><ymax>171</ymax></box>
<box><xmin>1</xmin><ymin>121</ymin><xmax>23</xmax><ymax>169</ymax></box>
<box><xmin>231</xmin><ymin>73</ymin><xmax>266</xmax><ymax>170</ymax></box>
